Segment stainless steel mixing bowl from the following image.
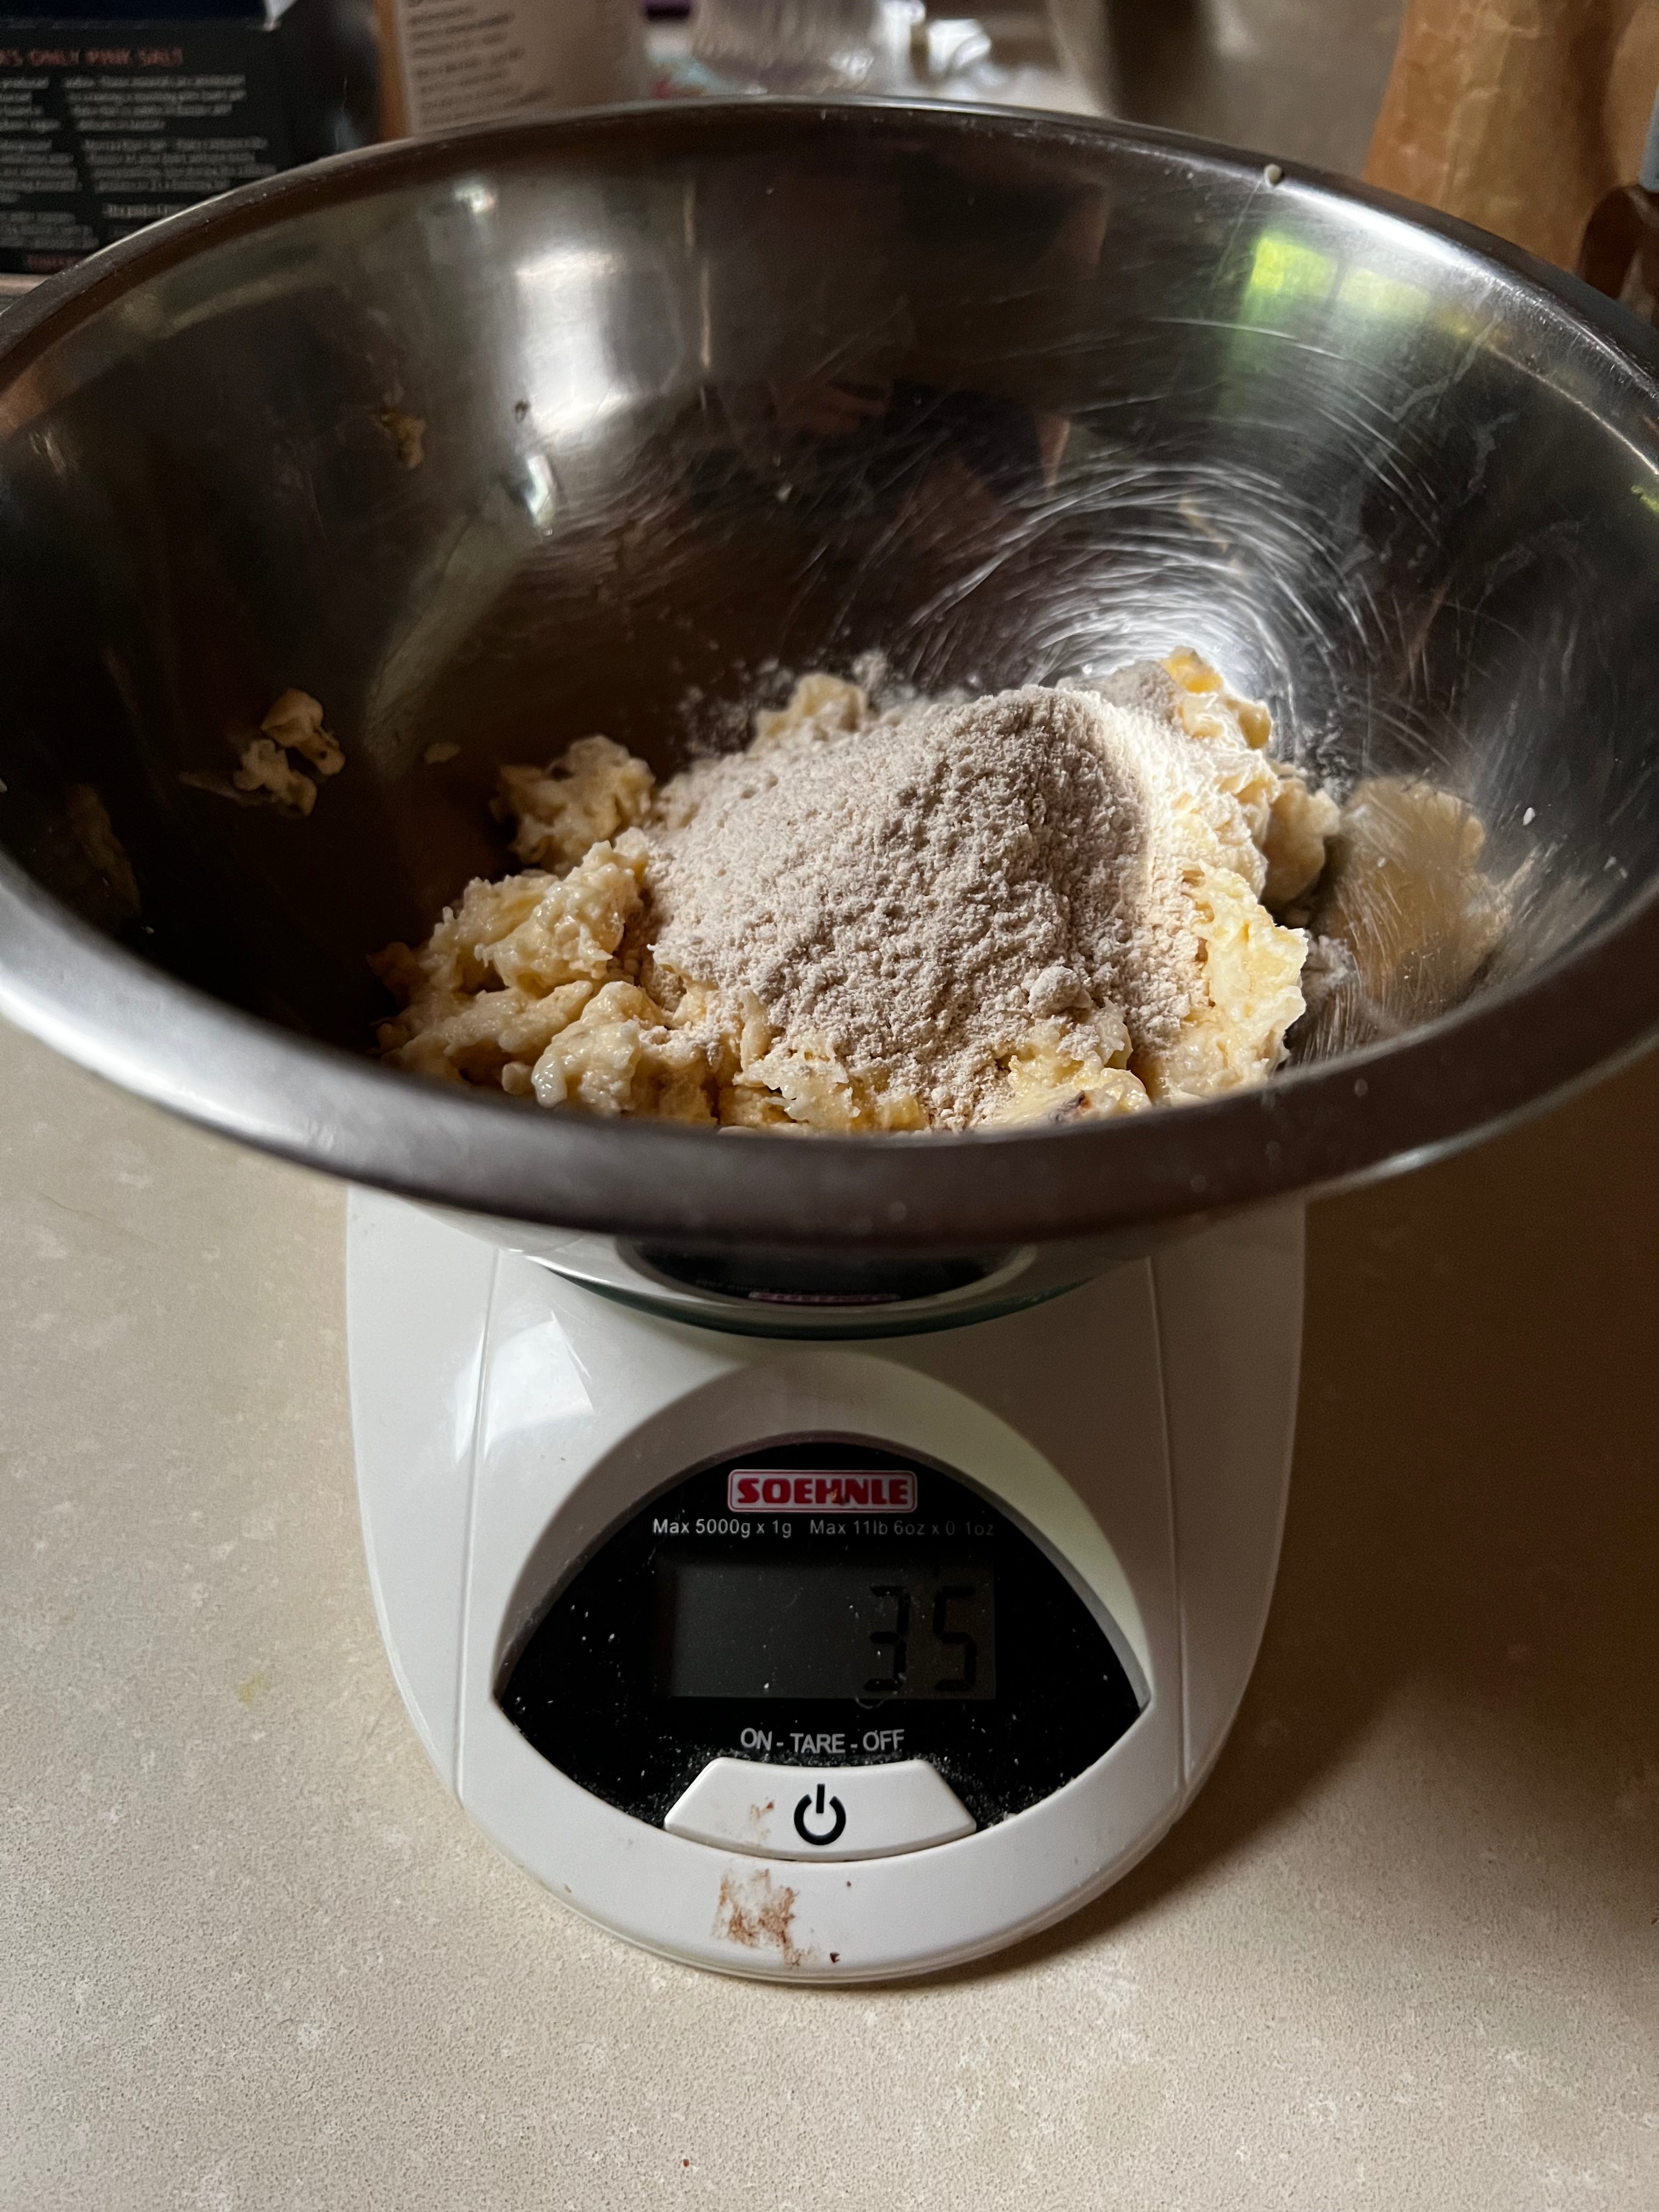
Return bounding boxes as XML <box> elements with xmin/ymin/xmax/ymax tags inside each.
<box><xmin>1</xmin><ymin>101</ymin><xmax>1657</xmax><ymax>1276</ymax></box>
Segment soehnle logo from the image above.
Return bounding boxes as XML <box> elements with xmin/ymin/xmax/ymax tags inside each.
<box><xmin>727</xmin><ymin>1469</ymin><xmax>917</xmax><ymax>1514</ymax></box>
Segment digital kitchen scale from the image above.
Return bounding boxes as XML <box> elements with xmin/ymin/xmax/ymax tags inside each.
<box><xmin>348</xmin><ymin>1187</ymin><xmax>1303</xmax><ymax>1982</ymax></box>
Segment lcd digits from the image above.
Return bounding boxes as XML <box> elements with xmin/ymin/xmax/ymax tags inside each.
<box><xmin>656</xmin><ymin>1557</ymin><xmax>996</xmax><ymax>1701</ymax></box>
<box><xmin>862</xmin><ymin>1580</ymin><xmax>982</xmax><ymax>1695</ymax></box>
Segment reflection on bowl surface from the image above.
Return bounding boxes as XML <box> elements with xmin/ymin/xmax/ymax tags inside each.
<box><xmin>0</xmin><ymin>103</ymin><xmax>1656</xmax><ymax>1251</ymax></box>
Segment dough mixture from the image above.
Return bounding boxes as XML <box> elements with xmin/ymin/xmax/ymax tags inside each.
<box><xmin>370</xmin><ymin>653</ymin><xmax>1495</xmax><ymax>1132</ymax></box>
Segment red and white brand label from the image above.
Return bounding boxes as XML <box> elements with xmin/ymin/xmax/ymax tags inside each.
<box><xmin>726</xmin><ymin>1469</ymin><xmax>917</xmax><ymax>1514</ymax></box>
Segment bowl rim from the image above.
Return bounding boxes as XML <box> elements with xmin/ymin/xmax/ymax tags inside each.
<box><xmin>2</xmin><ymin>97</ymin><xmax>1657</xmax><ymax>1251</ymax></box>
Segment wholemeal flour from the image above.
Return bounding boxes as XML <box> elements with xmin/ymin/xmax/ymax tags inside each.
<box><xmin>648</xmin><ymin>684</ymin><xmax>1200</xmax><ymax>1125</ymax></box>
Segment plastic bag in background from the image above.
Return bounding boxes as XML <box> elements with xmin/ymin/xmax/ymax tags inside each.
<box><xmin>691</xmin><ymin>0</ymin><xmax>876</xmax><ymax>91</ymax></box>
<box><xmin>1365</xmin><ymin>0</ymin><xmax>1659</xmax><ymax>270</ymax></box>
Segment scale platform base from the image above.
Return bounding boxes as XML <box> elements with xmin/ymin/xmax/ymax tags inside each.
<box><xmin>347</xmin><ymin>1193</ymin><xmax>1302</xmax><ymax>1980</ymax></box>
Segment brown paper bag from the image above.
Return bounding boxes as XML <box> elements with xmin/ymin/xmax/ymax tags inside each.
<box><xmin>1366</xmin><ymin>0</ymin><xmax>1659</xmax><ymax>267</ymax></box>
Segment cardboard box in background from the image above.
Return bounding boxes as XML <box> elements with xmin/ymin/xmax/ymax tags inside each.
<box><xmin>0</xmin><ymin>0</ymin><xmax>378</xmax><ymax>289</ymax></box>
<box><xmin>373</xmin><ymin>0</ymin><xmax>644</xmax><ymax>143</ymax></box>
<box><xmin>1367</xmin><ymin>0</ymin><xmax>1659</xmax><ymax>269</ymax></box>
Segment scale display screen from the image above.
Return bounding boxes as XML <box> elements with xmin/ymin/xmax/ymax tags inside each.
<box><xmin>656</xmin><ymin>1556</ymin><xmax>995</xmax><ymax>1700</ymax></box>
<box><xmin>499</xmin><ymin>1442</ymin><xmax>1143</xmax><ymax>1831</ymax></box>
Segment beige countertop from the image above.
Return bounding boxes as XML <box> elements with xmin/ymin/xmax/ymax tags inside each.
<box><xmin>1</xmin><ymin>1015</ymin><xmax>1655</xmax><ymax>2209</ymax></box>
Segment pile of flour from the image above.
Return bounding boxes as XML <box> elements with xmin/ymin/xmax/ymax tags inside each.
<box><xmin>646</xmin><ymin>682</ymin><xmax>1202</xmax><ymax>1126</ymax></box>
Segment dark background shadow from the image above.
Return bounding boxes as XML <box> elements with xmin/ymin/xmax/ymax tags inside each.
<box><xmin>933</xmin><ymin>1041</ymin><xmax>1659</xmax><ymax>1989</ymax></box>
<box><xmin>1101</xmin><ymin>0</ymin><xmax>1404</xmax><ymax>176</ymax></box>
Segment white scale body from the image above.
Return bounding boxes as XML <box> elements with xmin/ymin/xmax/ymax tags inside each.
<box><xmin>348</xmin><ymin>1188</ymin><xmax>1302</xmax><ymax>1982</ymax></box>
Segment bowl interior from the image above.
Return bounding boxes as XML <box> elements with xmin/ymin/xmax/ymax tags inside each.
<box><xmin>1</xmin><ymin>105</ymin><xmax>1657</xmax><ymax>1084</ymax></box>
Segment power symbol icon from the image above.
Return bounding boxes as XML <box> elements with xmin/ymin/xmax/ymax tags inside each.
<box><xmin>793</xmin><ymin>1782</ymin><xmax>847</xmax><ymax>1847</ymax></box>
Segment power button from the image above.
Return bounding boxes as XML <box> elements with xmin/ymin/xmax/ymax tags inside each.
<box><xmin>793</xmin><ymin>1781</ymin><xmax>846</xmax><ymax>1846</ymax></box>
<box><xmin>663</xmin><ymin>1758</ymin><xmax>975</xmax><ymax>1861</ymax></box>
